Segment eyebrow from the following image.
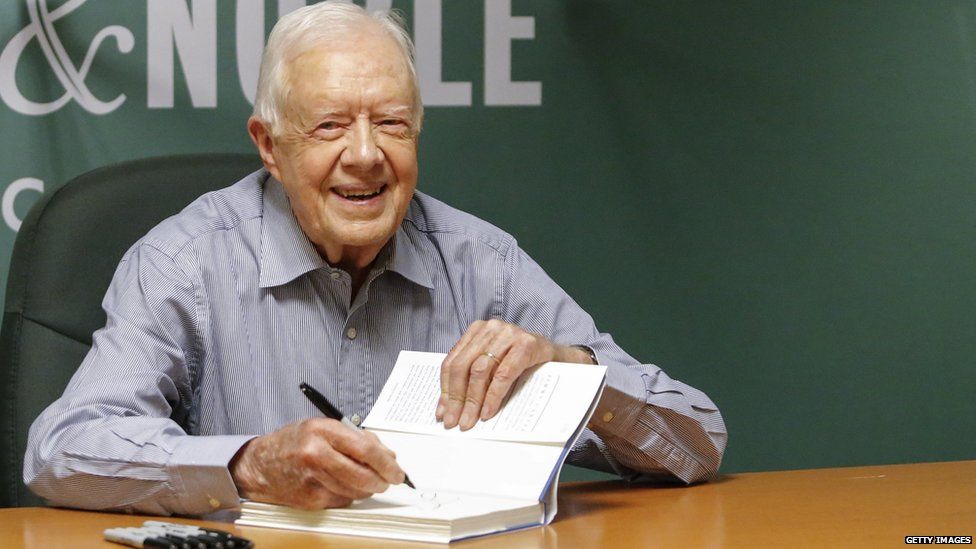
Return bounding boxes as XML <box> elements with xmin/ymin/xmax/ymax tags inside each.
<box><xmin>378</xmin><ymin>106</ymin><xmax>413</xmax><ymax>117</ymax></box>
<box><xmin>308</xmin><ymin>105</ymin><xmax>412</xmax><ymax>119</ymax></box>
<box><xmin>310</xmin><ymin>108</ymin><xmax>350</xmax><ymax>119</ymax></box>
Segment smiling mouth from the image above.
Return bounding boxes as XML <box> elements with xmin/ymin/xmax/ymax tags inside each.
<box><xmin>334</xmin><ymin>184</ymin><xmax>387</xmax><ymax>201</ymax></box>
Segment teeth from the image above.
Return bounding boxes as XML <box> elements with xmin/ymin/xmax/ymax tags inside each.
<box><xmin>338</xmin><ymin>187</ymin><xmax>383</xmax><ymax>199</ymax></box>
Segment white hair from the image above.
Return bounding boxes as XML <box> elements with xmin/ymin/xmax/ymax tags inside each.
<box><xmin>252</xmin><ymin>1</ymin><xmax>423</xmax><ymax>135</ymax></box>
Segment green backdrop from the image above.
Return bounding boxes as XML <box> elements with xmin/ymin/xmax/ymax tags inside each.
<box><xmin>1</xmin><ymin>1</ymin><xmax>974</xmax><ymax>480</ymax></box>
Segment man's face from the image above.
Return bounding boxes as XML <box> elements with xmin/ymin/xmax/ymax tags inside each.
<box><xmin>255</xmin><ymin>31</ymin><xmax>419</xmax><ymax>267</ymax></box>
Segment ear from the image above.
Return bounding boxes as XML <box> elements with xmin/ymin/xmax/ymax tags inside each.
<box><xmin>248</xmin><ymin>116</ymin><xmax>283</xmax><ymax>181</ymax></box>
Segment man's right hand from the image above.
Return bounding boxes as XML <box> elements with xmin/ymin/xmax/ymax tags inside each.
<box><xmin>229</xmin><ymin>418</ymin><xmax>405</xmax><ymax>509</ymax></box>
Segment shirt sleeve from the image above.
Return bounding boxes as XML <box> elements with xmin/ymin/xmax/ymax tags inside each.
<box><xmin>500</xmin><ymin>244</ymin><xmax>728</xmax><ymax>484</ymax></box>
<box><xmin>23</xmin><ymin>241</ymin><xmax>255</xmax><ymax>515</ymax></box>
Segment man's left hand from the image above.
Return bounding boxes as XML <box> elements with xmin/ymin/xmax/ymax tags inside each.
<box><xmin>436</xmin><ymin>319</ymin><xmax>593</xmax><ymax>430</ymax></box>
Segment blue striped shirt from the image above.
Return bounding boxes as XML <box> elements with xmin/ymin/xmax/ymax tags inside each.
<box><xmin>24</xmin><ymin>170</ymin><xmax>727</xmax><ymax>516</ymax></box>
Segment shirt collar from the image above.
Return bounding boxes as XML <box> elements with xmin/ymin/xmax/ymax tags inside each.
<box><xmin>389</xmin><ymin>224</ymin><xmax>434</xmax><ymax>289</ymax></box>
<box><xmin>259</xmin><ymin>176</ymin><xmax>327</xmax><ymax>288</ymax></box>
<box><xmin>259</xmin><ymin>175</ymin><xmax>434</xmax><ymax>290</ymax></box>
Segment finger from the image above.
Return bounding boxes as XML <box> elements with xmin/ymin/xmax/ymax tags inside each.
<box><xmin>321</xmin><ymin>443</ymin><xmax>392</xmax><ymax>495</ymax></box>
<box><xmin>438</xmin><ymin>321</ymin><xmax>485</xmax><ymax>420</ymax></box>
<box><xmin>481</xmin><ymin>343</ymin><xmax>532</xmax><ymax>420</ymax></box>
<box><xmin>444</xmin><ymin>326</ymin><xmax>499</xmax><ymax>428</ymax></box>
<box><xmin>448</xmin><ymin>320</ymin><xmax>515</xmax><ymax>428</ymax></box>
<box><xmin>250</xmin><ymin>479</ymin><xmax>353</xmax><ymax>511</ymax></box>
<box><xmin>301</xmin><ymin>421</ymin><xmax>393</xmax><ymax>493</ymax></box>
<box><xmin>330</xmin><ymin>428</ymin><xmax>404</xmax><ymax>486</ymax></box>
<box><xmin>303</xmin><ymin>487</ymin><xmax>353</xmax><ymax>510</ymax></box>
<box><xmin>459</xmin><ymin>350</ymin><xmax>505</xmax><ymax>430</ymax></box>
<box><xmin>295</xmin><ymin>435</ymin><xmax>374</xmax><ymax>501</ymax></box>
<box><xmin>307</xmin><ymin>466</ymin><xmax>373</xmax><ymax>501</ymax></box>
<box><xmin>363</xmin><ymin>429</ymin><xmax>397</xmax><ymax>460</ymax></box>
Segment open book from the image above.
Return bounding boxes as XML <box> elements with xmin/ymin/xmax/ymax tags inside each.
<box><xmin>236</xmin><ymin>350</ymin><xmax>607</xmax><ymax>543</ymax></box>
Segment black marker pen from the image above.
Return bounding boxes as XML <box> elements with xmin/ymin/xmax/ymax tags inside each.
<box><xmin>300</xmin><ymin>381</ymin><xmax>417</xmax><ymax>489</ymax></box>
<box><xmin>142</xmin><ymin>528</ymin><xmax>212</xmax><ymax>549</ymax></box>
<box><xmin>143</xmin><ymin>521</ymin><xmax>253</xmax><ymax>548</ymax></box>
<box><xmin>104</xmin><ymin>527</ymin><xmax>182</xmax><ymax>549</ymax></box>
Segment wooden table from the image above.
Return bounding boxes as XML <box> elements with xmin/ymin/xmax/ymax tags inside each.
<box><xmin>1</xmin><ymin>460</ymin><xmax>973</xmax><ymax>548</ymax></box>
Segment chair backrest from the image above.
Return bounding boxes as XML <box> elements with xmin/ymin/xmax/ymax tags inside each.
<box><xmin>0</xmin><ymin>154</ymin><xmax>262</xmax><ymax>507</ymax></box>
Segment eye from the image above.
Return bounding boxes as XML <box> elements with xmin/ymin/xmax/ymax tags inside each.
<box><xmin>318</xmin><ymin>121</ymin><xmax>342</xmax><ymax>131</ymax></box>
<box><xmin>377</xmin><ymin>119</ymin><xmax>410</xmax><ymax>135</ymax></box>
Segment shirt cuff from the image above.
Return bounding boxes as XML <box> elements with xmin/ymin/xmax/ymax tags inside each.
<box><xmin>588</xmin><ymin>358</ymin><xmax>647</xmax><ymax>439</ymax></box>
<box><xmin>167</xmin><ymin>434</ymin><xmax>256</xmax><ymax>515</ymax></box>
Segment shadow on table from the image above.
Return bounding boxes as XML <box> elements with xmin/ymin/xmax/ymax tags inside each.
<box><xmin>555</xmin><ymin>474</ymin><xmax>735</xmax><ymax>519</ymax></box>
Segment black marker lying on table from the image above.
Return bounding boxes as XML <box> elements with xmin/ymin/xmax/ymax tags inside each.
<box><xmin>104</xmin><ymin>528</ymin><xmax>182</xmax><ymax>549</ymax></box>
<box><xmin>299</xmin><ymin>381</ymin><xmax>417</xmax><ymax>489</ymax></box>
<box><xmin>142</xmin><ymin>521</ymin><xmax>253</xmax><ymax>548</ymax></box>
<box><xmin>105</xmin><ymin>522</ymin><xmax>254</xmax><ymax>549</ymax></box>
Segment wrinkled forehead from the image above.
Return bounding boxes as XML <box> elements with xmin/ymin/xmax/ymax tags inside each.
<box><xmin>282</xmin><ymin>30</ymin><xmax>414</xmax><ymax>116</ymax></box>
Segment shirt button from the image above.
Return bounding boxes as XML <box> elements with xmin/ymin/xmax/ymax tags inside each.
<box><xmin>208</xmin><ymin>496</ymin><xmax>221</xmax><ymax>509</ymax></box>
<box><xmin>330</xmin><ymin>271</ymin><xmax>340</xmax><ymax>280</ymax></box>
<box><xmin>351</xmin><ymin>414</ymin><xmax>362</xmax><ymax>426</ymax></box>
<box><xmin>346</xmin><ymin>327</ymin><xmax>357</xmax><ymax>340</ymax></box>
<box><xmin>602</xmin><ymin>411</ymin><xmax>615</xmax><ymax>423</ymax></box>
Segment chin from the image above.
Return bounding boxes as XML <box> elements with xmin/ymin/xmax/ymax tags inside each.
<box><xmin>335</xmin><ymin>225</ymin><xmax>396</xmax><ymax>248</ymax></box>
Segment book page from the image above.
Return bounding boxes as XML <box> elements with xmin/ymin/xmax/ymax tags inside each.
<box><xmin>363</xmin><ymin>351</ymin><xmax>607</xmax><ymax>443</ymax></box>
<box><xmin>371</xmin><ymin>431</ymin><xmax>565</xmax><ymax>501</ymax></box>
<box><xmin>241</xmin><ymin>484</ymin><xmax>537</xmax><ymax>521</ymax></box>
<box><xmin>237</xmin><ymin>485</ymin><xmax>544</xmax><ymax>543</ymax></box>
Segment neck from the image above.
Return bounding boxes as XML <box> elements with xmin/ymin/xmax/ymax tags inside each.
<box><xmin>315</xmin><ymin>242</ymin><xmax>384</xmax><ymax>300</ymax></box>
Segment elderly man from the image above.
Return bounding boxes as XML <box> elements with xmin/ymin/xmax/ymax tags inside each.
<box><xmin>25</xmin><ymin>2</ymin><xmax>726</xmax><ymax>516</ymax></box>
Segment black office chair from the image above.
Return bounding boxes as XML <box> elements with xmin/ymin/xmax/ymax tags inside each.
<box><xmin>0</xmin><ymin>154</ymin><xmax>262</xmax><ymax>507</ymax></box>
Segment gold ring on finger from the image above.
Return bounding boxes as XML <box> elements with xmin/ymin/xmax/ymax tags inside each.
<box><xmin>483</xmin><ymin>351</ymin><xmax>501</xmax><ymax>366</ymax></box>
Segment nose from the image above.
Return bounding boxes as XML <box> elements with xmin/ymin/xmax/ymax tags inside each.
<box><xmin>341</xmin><ymin>117</ymin><xmax>384</xmax><ymax>171</ymax></box>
